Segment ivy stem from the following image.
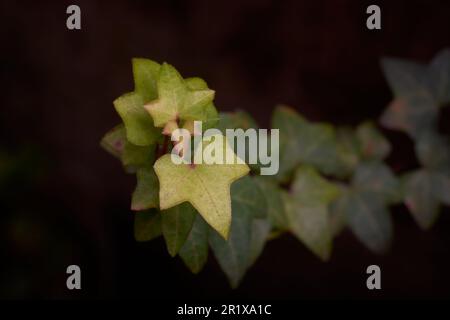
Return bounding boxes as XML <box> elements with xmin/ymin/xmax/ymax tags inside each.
<box><xmin>157</xmin><ymin>135</ymin><xmax>169</xmax><ymax>158</ymax></box>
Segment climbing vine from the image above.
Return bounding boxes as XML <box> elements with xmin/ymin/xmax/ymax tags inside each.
<box><xmin>101</xmin><ymin>50</ymin><xmax>450</xmax><ymax>288</ymax></box>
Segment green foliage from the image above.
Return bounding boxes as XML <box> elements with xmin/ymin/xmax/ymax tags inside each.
<box><xmin>102</xmin><ymin>50</ymin><xmax>450</xmax><ymax>288</ymax></box>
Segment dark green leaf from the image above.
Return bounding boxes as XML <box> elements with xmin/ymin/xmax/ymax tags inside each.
<box><xmin>272</xmin><ymin>105</ymin><xmax>339</xmax><ymax>181</ymax></box>
<box><xmin>403</xmin><ymin>169</ymin><xmax>442</xmax><ymax>229</ymax></box>
<box><xmin>283</xmin><ymin>192</ymin><xmax>332</xmax><ymax>261</ymax></box>
<box><xmin>380</xmin><ymin>96</ymin><xmax>438</xmax><ymax>139</ymax></box>
<box><xmin>415</xmin><ymin>132</ymin><xmax>450</xmax><ymax>170</ymax></box>
<box><xmin>131</xmin><ymin>166</ymin><xmax>159</xmax><ymax>210</ymax></box>
<box><xmin>352</xmin><ymin>161</ymin><xmax>401</xmax><ymax>204</ymax></box>
<box><xmin>179</xmin><ymin>214</ymin><xmax>209</xmax><ymax>274</ymax></box>
<box><xmin>100</xmin><ymin>124</ymin><xmax>155</xmax><ymax>173</ymax></box>
<box><xmin>428</xmin><ymin>49</ymin><xmax>450</xmax><ymax>105</ymax></box>
<box><xmin>356</xmin><ymin>122</ymin><xmax>391</xmax><ymax>160</ymax></box>
<box><xmin>254</xmin><ymin>176</ymin><xmax>289</xmax><ymax>230</ymax></box>
<box><xmin>134</xmin><ymin>210</ymin><xmax>162</xmax><ymax>242</ymax></box>
<box><xmin>209</xmin><ymin>176</ymin><xmax>267</xmax><ymax>288</ymax></box>
<box><xmin>291</xmin><ymin>166</ymin><xmax>340</xmax><ymax>207</ymax></box>
<box><xmin>380</xmin><ymin>57</ymin><xmax>429</xmax><ymax>97</ymax></box>
<box><xmin>345</xmin><ymin>191</ymin><xmax>393</xmax><ymax>254</ymax></box>
<box><xmin>162</xmin><ymin>203</ymin><xmax>196</xmax><ymax>257</ymax></box>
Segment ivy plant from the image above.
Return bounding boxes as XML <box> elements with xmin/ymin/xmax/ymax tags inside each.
<box><xmin>101</xmin><ymin>50</ymin><xmax>450</xmax><ymax>288</ymax></box>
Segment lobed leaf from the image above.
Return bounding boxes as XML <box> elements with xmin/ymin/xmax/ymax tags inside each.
<box><xmin>134</xmin><ymin>210</ymin><xmax>162</xmax><ymax>242</ymax></box>
<box><xmin>162</xmin><ymin>202</ymin><xmax>196</xmax><ymax>257</ymax></box>
<box><xmin>272</xmin><ymin>105</ymin><xmax>340</xmax><ymax>181</ymax></box>
<box><xmin>209</xmin><ymin>176</ymin><xmax>268</xmax><ymax>288</ymax></box>
<box><xmin>179</xmin><ymin>214</ymin><xmax>209</xmax><ymax>273</ymax></box>
<box><xmin>114</xmin><ymin>92</ymin><xmax>162</xmax><ymax>146</ymax></box>
<box><xmin>131</xmin><ymin>166</ymin><xmax>159</xmax><ymax>210</ymax></box>
<box><xmin>154</xmin><ymin>135</ymin><xmax>250</xmax><ymax>239</ymax></box>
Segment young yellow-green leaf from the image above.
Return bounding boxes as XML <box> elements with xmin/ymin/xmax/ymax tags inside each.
<box><xmin>356</xmin><ymin>122</ymin><xmax>391</xmax><ymax>160</ymax></box>
<box><xmin>283</xmin><ymin>167</ymin><xmax>340</xmax><ymax>260</ymax></box>
<box><xmin>162</xmin><ymin>203</ymin><xmax>196</xmax><ymax>257</ymax></box>
<box><xmin>254</xmin><ymin>176</ymin><xmax>289</xmax><ymax>230</ymax></box>
<box><xmin>272</xmin><ymin>105</ymin><xmax>340</xmax><ymax>181</ymax></box>
<box><xmin>184</xmin><ymin>77</ymin><xmax>219</xmax><ymax>130</ymax></box>
<box><xmin>352</xmin><ymin>161</ymin><xmax>401</xmax><ymax>204</ymax></box>
<box><xmin>100</xmin><ymin>124</ymin><xmax>155</xmax><ymax>173</ymax></box>
<box><xmin>209</xmin><ymin>176</ymin><xmax>267</xmax><ymax>288</ymax></box>
<box><xmin>179</xmin><ymin>214</ymin><xmax>209</xmax><ymax>274</ymax></box>
<box><xmin>134</xmin><ymin>210</ymin><xmax>162</xmax><ymax>242</ymax></box>
<box><xmin>114</xmin><ymin>92</ymin><xmax>162</xmax><ymax>146</ymax></box>
<box><xmin>131</xmin><ymin>166</ymin><xmax>159</xmax><ymax>211</ymax></box>
<box><xmin>345</xmin><ymin>191</ymin><xmax>393</xmax><ymax>254</ymax></box>
<box><xmin>132</xmin><ymin>58</ymin><xmax>161</xmax><ymax>103</ymax></box>
<box><xmin>153</xmin><ymin>134</ymin><xmax>250</xmax><ymax>239</ymax></box>
<box><xmin>403</xmin><ymin>169</ymin><xmax>442</xmax><ymax>229</ymax></box>
<box><xmin>144</xmin><ymin>63</ymin><xmax>215</xmax><ymax>127</ymax></box>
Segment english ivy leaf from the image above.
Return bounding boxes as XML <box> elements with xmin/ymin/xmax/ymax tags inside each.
<box><xmin>352</xmin><ymin>161</ymin><xmax>401</xmax><ymax>204</ymax></box>
<box><xmin>328</xmin><ymin>185</ymin><xmax>350</xmax><ymax>237</ymax></box>
<box><xmin>184</xmin><ymin>77</ymin><xmax>219</xmax><ymax>130</ymax></box>
<box><xmin>100</xmin><ymin>124</ymin><xmax>126</xmax><ymax>159</ymax></box>
<box><xmin>434</xmin><ymin>173</ymin><xmax>450</xmax><ymax>205</ymax></box>
<box><xmin>291</xmin><ymin>166</ymin><xmax>341</xmax><ymax>207</ymax></box>
<box><xmin>380</xmin><ymin>96</ymin><xmax>438</xmax><ymax>139</ymax></box>
<box><xmin>415</xmin><ymin>132</ymin><xmax>450</xmax><ymax>170</ymax></box>
<box><xmin>230</xmin><ymin>176</ymin><xmax>267</xmax><ymax>219</ymax></box>
<box><xmin>100</xmin><ymin>124</ymin><xmax>155</xmax><ymax>173</ymax></box>
<box><xmin>379</xmin><ymin>54</ymin><xmax>449</xmax><ymax>138</ymax></box>
<box><xmin>217</xmin><ymin>111</ymin><xmax>258</xmax><ymax>132</ymax></box>
<box><xmin>132</xmin><ymin>58</ymin><xmax>160</xmax><ymax>103</ymax></box>
<box><xmin>131</xmin><ymin>166</ymin><xmax>159</xmax><ymax>211</ymax></box>
<box><xmin>179</xmin><ymin>214</ymin><xmax>209</xmax><ymax>274</ymax></box>
<box><xmin>380</xmin><ymin>57</ymin><xmax>430</xmax><ymax>97</ymax></box>
<box><xmin>209</xmin><ymin>176</ymin><xmax>267</xmax><ymax>288</ymax></box>
<box><xmin>217</xmin><ymin>111</ymin><xmax>262</xmax><ymax>172</ymax></box>
<box><xmin>162</xmin><ymin>202</ymin><xmax>196</xmax><ymax>257</ymax></box>
<box><xmin>154</xmin><ymin>134</ymin><xmax>250</xmax><ymax>239</ymax></box>
<box><xmin>254</xmin><ymin>176</ymin><xmax>289</xmax><ymax>230</ymax></box>
<box><xmin>345</xmin><ymin>191</ymin><xmax>393</xmax><ymax>254</ymax></box>
<box><xmin>144</xmin><ymin>63</ymin><xmax>215</xmax><ymax>127</ymax></box>
<box><xmin>248</xmin><ymin>219</ymin><xmax>271</xmax><ymax>268</ymax></box>
<box><xmin>334</xmin><ymin>127</ymin><xmax>361</xmax><ymax>178</ymax></box>
<box><xmin>272</xmin><ymin>105</ymin><xmax>339</xmax><ymax>181</ymax></box>
<box><xmin>134</xmin><ymin>210</ymin><xmax>162</xmax><ymax>242</ymax></box>
<box><xmin>283</xmin><ymin>192</ymin><xmax>332</xmax><ymax>261</ymax></box>
<box><xmin>428</xmin><ymin>49</ymin><xmax>450</xmax><ymax>105</ymax></box>
<box><xmin>283</xmin><ymin>166</ymin><xmax>340</xmax><ymax>261</ymax></box>
<box><xmin>402</xmin><ymin>169</ymin><xmax>445</xmax><ymax>229</ymax></box>
<box><xmin>356</xmin><ymin>122</ymin><xmax>391</xmax><ymax>160</ymax></box>
<box><xmin>114</xmin><ymin>92</ymin><xmax>162</xmax><ymax>146</ymax></box>
<box><xmin>209</xmin><ymin>212</ymin><xmax>251</xmax><ymax>288</ymax></box>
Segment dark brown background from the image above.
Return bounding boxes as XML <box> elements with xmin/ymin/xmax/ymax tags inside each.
<box><xmin>1</xmin><ymin>0</ymin><xmax>449</xmax><ymax>299</ymax></box>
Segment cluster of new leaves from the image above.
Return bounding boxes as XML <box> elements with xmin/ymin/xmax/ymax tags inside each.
<box><xmin>101</xmin><ymin>50</ymin><xmax>449</xmax><ymax>288</ymax></box>
<box><xmin>101</xmin><ymin>59</ymin><xmax>268</xmax><ymax>287</ymax></box>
